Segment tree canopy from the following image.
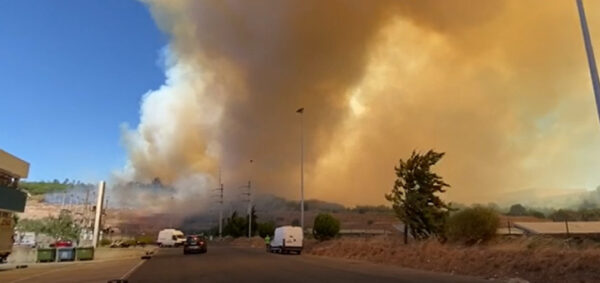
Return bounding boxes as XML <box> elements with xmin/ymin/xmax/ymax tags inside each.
<box><xmin>385</xmin><ymin>150</ymin><xmax>451</xmax><ymax>241</ymax></box>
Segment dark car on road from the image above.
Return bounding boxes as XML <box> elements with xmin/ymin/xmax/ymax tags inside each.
<box><xmin>183</xmin><ymin>235</ymin><xmax>207</xmax><ymax>255</ymax></box>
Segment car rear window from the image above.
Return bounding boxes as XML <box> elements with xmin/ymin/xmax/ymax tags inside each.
<box><xmin>186</xmin><ymin>236</ymin><xmax>205</xmax><ymax>244</ymax></box>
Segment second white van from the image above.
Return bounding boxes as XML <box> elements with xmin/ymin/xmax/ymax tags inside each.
<box><xmin>268</xmin><ymin>226</ymin><xmax>303</xmax><ymax>255</ymax></box>
<box><xmin>157</xmin><ymin>229</ymin><xmax>185</xmax><ymax>247</ymax></box>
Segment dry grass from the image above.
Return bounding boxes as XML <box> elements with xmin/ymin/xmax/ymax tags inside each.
<box><xmin>305</xmin><ymin>235</ymin><xmax>600</xmax><ymax>283</ymax></box>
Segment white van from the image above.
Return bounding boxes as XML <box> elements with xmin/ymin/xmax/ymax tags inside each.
<box><xmin>268</xmin><ymin>226</ymin><xmax>303</xmax><ymax>254</ymax></box>
<box><xmin>157</xmin><ymin>229</ymin><xmax>185</xmax><ymax>247</ymax></box>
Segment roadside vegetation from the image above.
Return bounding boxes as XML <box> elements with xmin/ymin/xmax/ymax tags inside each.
<box><xmin>16</xmin><ymin>210</ymin><xmax>81</xmax><ymax>240</ymax></box>
<box><xmin>446</xmin><ymin>207</ymin><xmax>499</xmax><ymax>244</ymax></box>
<box><xmin>385</xmin><ymin>150</ymin><xmax>452</xmax><ymax>243</ymax></box>
<box><xmin>220</xmin><ymin>207</ymin><xmax>279</xmax><ymax>238</ymax></box>
<box><xmin>19</xmin><ymin>179</ymin><xmax>94</xmax><ymax>195</ymax></box>
<box><xmin>312</xmin><ymin>213</ymin><xmax>340</xmax><ymax>241</ymax></box>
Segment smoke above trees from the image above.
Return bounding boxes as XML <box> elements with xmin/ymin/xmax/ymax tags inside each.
<box><xmin>119</xmin><ymin>0</ymin><xmax>600</xmax><ymax>206</ymax></box>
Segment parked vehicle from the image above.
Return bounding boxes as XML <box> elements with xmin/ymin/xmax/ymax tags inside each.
<box><xmin>156</xmin><ymin>229</ymin><xmax>185</xmax><ymax>247</ymax></box>
<box><xmin>268</xmin><ymin>226</ymin><xmax>303</xmax><ymax>255</ymax></box>
<box><xmin>50</xmin><ymin>239</ymin><xmax>73</xmax><ymax>248</ymax></box>
<box><xmin>183</xmin><ymin>235</ymin><xmax>207</xmax><ymax>254</ymax></box>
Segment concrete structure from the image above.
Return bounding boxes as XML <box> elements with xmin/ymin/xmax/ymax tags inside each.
<box><xmin>0</xmin><ymin>149</ymin><xmax>29</xmax><ymax>263</ymax></box>
<box><xmin>92</xmin><ymin>181</ymin><xmax>106</xmax><ymax>248</ymax></box>
<box><xmin>0</xmin><ymin>150</ymin><xmax>29</xmax><ymax>213</ymax></box>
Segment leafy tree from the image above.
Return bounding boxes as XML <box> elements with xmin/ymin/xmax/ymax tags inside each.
<box><xmin>313</xmin><ymin>213</ymin><xmax>340</xmax><ymax>241</ymax></box>
<box><xmin>15</xmin><ymin>211</ymin><xmax>81</xmax><ymax>241</ymax></box>
<box><xmin>579</xmin><ymin>208</ymin><xmax>600</xmax><ymax>221</ymax></box>
<box><xmin>385</xmin><ymin>150</ymin><xmax>451</xmax><ymax>242</ymax></box>
<box><xmin>446</xmin><ymin>207</ymin><xmax>499</xmax><ymax>245</ymax></box>
<box><xmin>44</xmin><ymin>211</ymin><xmax>81</xmax><ymax>240</ymax></box>
<box><xmin>16</xmin><ymin>218</ymin><xmax>46</xmax><ymax>234</ymax></box>
<box><xmin>223</xmin><ymin>211</ymin><xmax>247</xmax><ymax>237</ymax></box>
<box><xmin>257</xmin><ymin>221</ymin><xmax>276</xmax><ymax>238</ymax></box>
<box><xmin>223</xmin><ymin>208</ymin><xmax>258</xmax><ymax>237</ymax></box>
<box><xmin>550</xmin><ymin>209</ymin><xmax>579</xmax><ymax>221</ymax></box>
<box><xmin>508</xmin><ymin>204</ymin><xmax>527</xmax><ymax>216</ymax></box>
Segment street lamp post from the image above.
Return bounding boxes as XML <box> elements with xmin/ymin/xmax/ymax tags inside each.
<box><xmin>247</xmin><ymin>160</ymin><xmax>254</xmax><ymax>238</ymax></box>
<box><xmin>576</xmin><ymin>0</ymin><xmax>600</xmax><ymax>125</ymax></box>
<box><xmin>296</xmin><ymin>107</ymin><xmax>305</xmax><ymax>231</ymax></box>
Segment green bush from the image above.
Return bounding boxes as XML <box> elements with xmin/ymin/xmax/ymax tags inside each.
<box><xmin>135</xmin><ymin>235</ymin><xmax>155</xmax><ymax>245</ymax></box>
<box><xmin>100</xmin><ymin>238</ymin><xmax>111</xmax><ymax>246</ymax></box>
<box><xmin>257</xmin><ymin>221</ymin><xmax>276</xmax><ymax>238</ymax></box>
<box><xmin>446</xmin><ymin>207</ymin><xmax>499</xmax><ymax>245</ymax></box>
<box><xmin>313</xmin><ymin>213</ymin><xmax>340</xmax><ymax>241</ymax></box>
<box><xmin>16</xmin><ymin>211</ymin><xmax>80</xmax><ymax>241</ymax></box>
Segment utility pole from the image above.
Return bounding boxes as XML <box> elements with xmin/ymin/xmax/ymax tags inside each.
<box><xmin>241</xmin><ymin>180</ymin><xmax>252</xmax><ymax>238</ymax></box>
<box><xmin>296</xmin><ymin>107</ymin><xmax>305</xmax><ymax>231</ymax></box>
<box><xmin>576</xmin><ymin>0</ymin><xmax>600</xmax><ymax>125</ymax></box>
<box><xmin>216</xmin><ymin>167</ymin><xmax>224</xmax><ymax>239</ymax></box>
<box><xmin>92</xmin><ymin>181</ymin><xmax>106</xmax><ymax>248</ymax></box>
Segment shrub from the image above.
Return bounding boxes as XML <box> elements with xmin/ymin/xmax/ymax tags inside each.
<box><xmin>313</xmin><ymin>213</ymin><xmax>340</xmax><ymax>241</ymax></box>
<box><xmin>508</xmin><ymin>204</ymin><xmax>527</xmax><ymax>216</ymax></box>
<box><xmin>135</xmin><ymin>235</ymin><xmax>155</xmax><ymax>245</ymax></box>
<box><xmin>257</xmin><ymin>221</ymin><xmax>276</xmax><ymax>238</ymax></box>
<box><xmin>528</xmin><ymin>209</ymin><xmax>546</xmax><ymax>219</ymax></box>
<box><xmin>446</xmin><ymin>207</ymin><xmax>499</xmax><ymax>245</ymax></box>
<box><xmin>100</xmin><ymin>238</ymin><xmax>111</xmax><ymax>246</ymax></box>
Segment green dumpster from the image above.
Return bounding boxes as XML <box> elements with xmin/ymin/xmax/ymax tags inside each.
<box><xmin>76</xmin><ymin>247</ymin><xmax>94</xmax><ymax>261</ymax></box>
<box><xmin>37</xmin><ymin>248</ymin><xmax>56</xmax><ymax>263</ymax></box>
<box><xmin>56</xmin><ymin>248</ymin><xmax>75</xmax><ymax>262</ymax></box>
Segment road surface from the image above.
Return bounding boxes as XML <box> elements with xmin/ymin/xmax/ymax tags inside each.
<box><xmin>1</xmin><ymin>257</ymin><xmax>142</xmax><ymax>283</ymax></box>
<box><xmin>128</xmin><ymin>245</ymin><xmax>491</xmax><ymax>283</ymax></box>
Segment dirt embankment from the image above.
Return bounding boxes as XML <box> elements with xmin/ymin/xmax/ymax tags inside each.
<box><xmin>304</xmin><ymin>236</ymin><xmax>600</xmax><ymax>283</ymax></box>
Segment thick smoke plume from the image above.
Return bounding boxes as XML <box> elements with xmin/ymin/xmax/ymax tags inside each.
<box><xmin>122</xmin><ymin>0</ymin><xmax>600</xmax><ymax>206</ymax></box>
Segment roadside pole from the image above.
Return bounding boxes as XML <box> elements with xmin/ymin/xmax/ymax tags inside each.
<box><xmin>296</xmin><ymin>107</ymin><xmax>305</xmax><ymax>231</ymax></box>
<box><xmin>219</xmin><ymin>183</ymin><xmax>223</xmax><ymax>239</ymax></box>
<box><xmin>248</xmin><ymin>180</ymin><xmax>252</xmax><ymax>238</ymax></box>
<box><xmin>576</xmin><ymin>0</ymin><xmax>600</xmax><ymax>125</ymax></box>
<box><xmin>92</xmin><ymin>181</ymin><xmax>106</xmax><ymax>248</ymax></box>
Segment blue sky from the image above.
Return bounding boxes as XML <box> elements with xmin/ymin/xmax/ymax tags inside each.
<box><xmin>0</xmin><ymin>0</ymin><xmax>167</xmax><ymax>182</ymax></box>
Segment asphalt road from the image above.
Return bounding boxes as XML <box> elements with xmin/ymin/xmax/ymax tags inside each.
<box><xmin>1</xmin><ymin>257</ymin><xmax>143</xmax><ymax>283</ymax></box>
<box><xmin>127</xmin><ymin>245</ymin><xmax>492</xmax><ymax>283</ymax></box>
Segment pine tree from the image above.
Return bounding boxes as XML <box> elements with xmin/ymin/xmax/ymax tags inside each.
<box><xmin>385</xmin><ymin>150</ymin><xmax>451</xmax><ymax>243</ymax></box>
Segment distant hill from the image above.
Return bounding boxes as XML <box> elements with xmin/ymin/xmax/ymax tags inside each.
<box><xmin>19</xmin><ymin>181</ymin><xmax>70</xmax><ymax>195</ymax></box>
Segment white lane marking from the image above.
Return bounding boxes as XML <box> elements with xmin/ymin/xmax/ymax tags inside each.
<box><xmin>120</xmin><ymin>259</ymin><xmax>147</xmax><ymax>280</ymax></box>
